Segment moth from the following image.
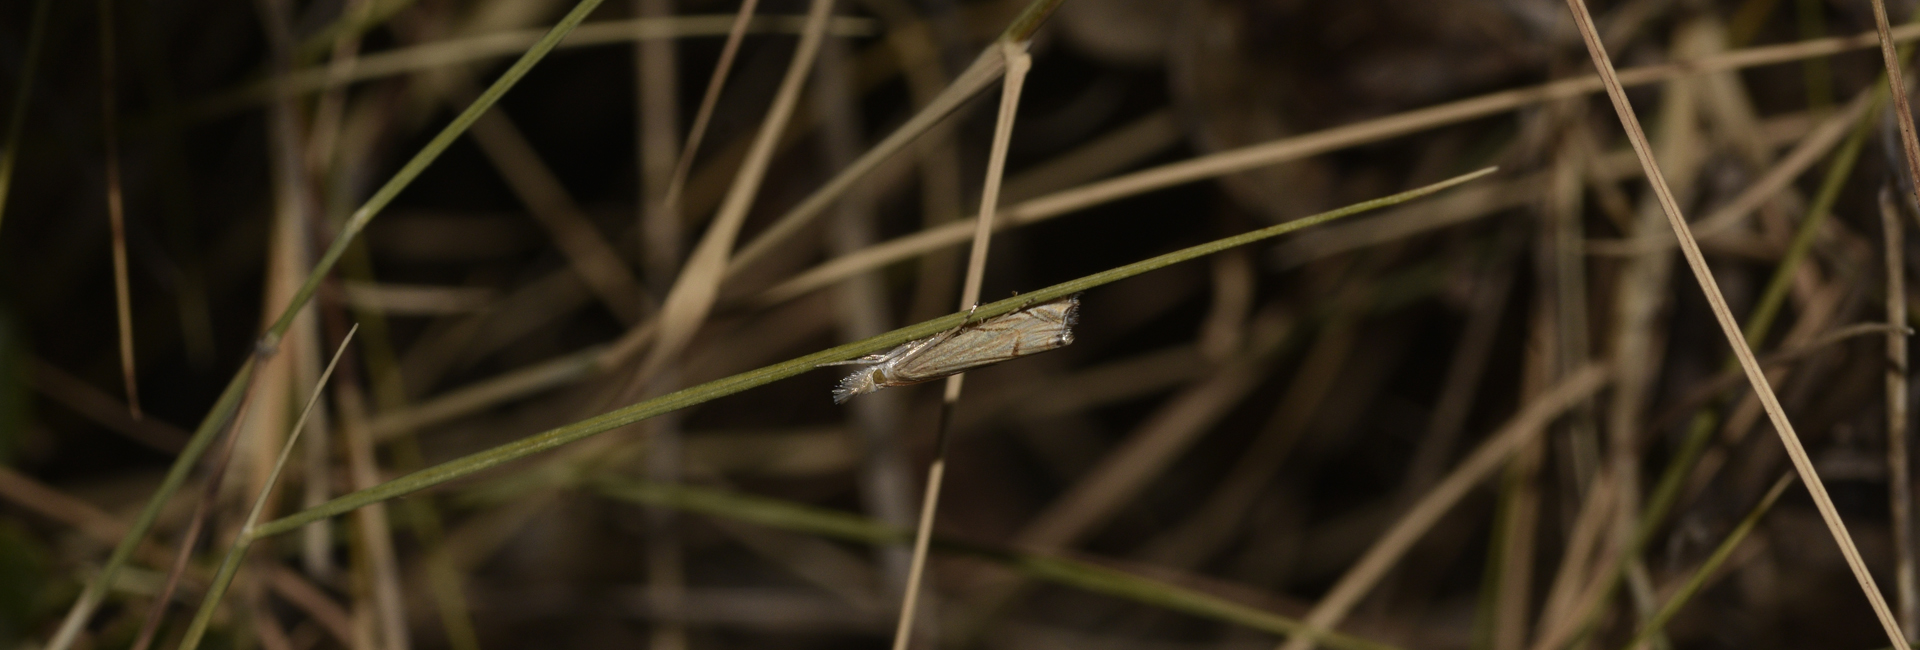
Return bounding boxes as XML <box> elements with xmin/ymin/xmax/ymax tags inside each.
<box><xmin>824</xmin><ymin>293</ymin><xmax>1081</xmax><ymax>403</ymax></box>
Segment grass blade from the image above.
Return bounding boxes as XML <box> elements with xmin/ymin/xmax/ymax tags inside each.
<box><xmin>43</xmin><ymin>2</ymin><xmax>606</xmax><ymax>646</ymax></box>
<box><xmin>177</xmin><ymin>326</ymin><xmax>357</xmax><ymax>650</ymax></box>
<box><xmin>590</xmin><ymin>477</ymin><xmax>1401</xmax><ymax>650</ymax></box>
<box><xmin>1616</xmin><ymin>473</ymin><xmax>1795</xmax><ymax>650</ymax></box>
<box><xmin>249</xmin><ymin>167</ymin><xmax>1496</xmax><ymax>539</ymax></box>
<box><xmin>1562</xmin><ymin>0</ymin><xmax>1912</xmax><ymax>647</ymax></box>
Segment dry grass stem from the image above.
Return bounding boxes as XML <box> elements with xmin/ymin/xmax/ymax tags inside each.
<box><xmin>652</xmin><ymin>0</ymin><xmax>759</xmax><ymax>258</ymax></box>
<box><xmin>633</xmin><ymin>0</ymin><xmax>835</xmax><ymax>389</ymax></box>
<box><xmin>1870</xmin><ymin>0</ymin><xmax>1920</xmax><ymax>214</ymax></box>
<box><xmin>1023</xmin><ymin>308</ymin><xmax>1291</xmax><ymax>555</ymax></box>
<box><xmin>465</xmin><ymin>103</ymin><xmax>649</xmax><ymax>323</ymax></box>
<box><xmin>1275</xmin><ymin>365</ymin><xmax>1609</xmax><ymax>650</ymax></box>
<box><xmin>1887</xmin><ymin>186</ymin><xmax>1917</xmax><ymax>633</ymax></box>
<box><xmin>30</xmin><ymin>1</ymin><xmax>1920</xmax><ymax>647</ymax></box>
<box><xmin>1563</xmin><ymin>0</ymin><xmax>1913</xmax><ymax>647</ymax></box>
<box><xmin>1587</xmin><ymin>86</ymin><xmax>1875</xmax><ymax>255</ymax></box>
<box><xmin>754</xmin><ymin>23</ymin><xmax>1920</xmax><ymax>304</ymax></box>
<box><xmin>205</xmin><ymin>15</ymin><xmax>876</xmax><ymax>110</ymax></box>
<box><xmin>174</xmin><ymin>325</ymin><xmax>357</xmax><ymax>650</ymax></box>
<box><xmin>892</xmin><ymin>37</ymin><xmax>1033</xmax><ymax>650</ymax></box>
<box><xmin>27</xmin><ymin>359</ymin><xmax>188</xmax><ymax>452</ymax></box>
<box><xmin>98</xmin><ymin>0</ymin><xmax>140</xmax><ymax>420</ymax></box>
<box><xmin>724</xmin><ymin>45</ymin><xmax>1007</xmax><ymax>275</ymax></box>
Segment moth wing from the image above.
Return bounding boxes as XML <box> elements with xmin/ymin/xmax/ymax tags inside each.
<box><xmin>816</xmin><ymin>342</ymin><xmax>914</xmax><ymax>367</ymax></box>
<box><xmin>887</xmin><ymin>295</ymin><xmax>1079</xmax><ymax>382</ymax></box>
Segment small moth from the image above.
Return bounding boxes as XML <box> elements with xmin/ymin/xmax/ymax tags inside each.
<box><xmin>824</xmin><ymin>293</ymin><xmax>1081</xmax><ymax>403</ymax></box>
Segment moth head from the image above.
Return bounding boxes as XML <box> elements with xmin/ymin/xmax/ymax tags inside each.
<box><xmin>1055</xmin><ymin>293</ymin><xmax>1082</xmax><ymax>346</ymax></box>
<box><xmin>833</xmin><ymin>367</ymin><xmax>882</xmax><ymax>404</ymax></box>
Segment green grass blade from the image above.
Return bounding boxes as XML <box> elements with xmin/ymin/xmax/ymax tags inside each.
<box><xmin>591</xmin><ymin>477</ymin><xmax>1402</xmax><ymax>650</ymax></box>
<box><xmin>44</xmin><ymin>359</ymin><xmax>255</xmax><ymax>650</ymax></box>
<box><xmin>44</xmin><ymin>2</ymin><xmax>604</xmax><ymax>646</ymax></box>
<box><xmin>174</xmin><ymin>327</ymin><xmax>356</xmax><ymax>650</ymax></box>
<box><xmin>1617</xmin><ymin>473</ymin><xmax>1795</xmax><ymax>650</ymax></box>
<box><xmin>726</xmin><ymin>0</ymin><xmax>1063</xmax><ymax>275</ymax></box>
<box><xmin>261</xmin><ymin>0</ymin><xmax>607</xmax><ymax>347</ymax></box>
<box><xmin>1553</xmin><ymin>98</ymin><xmax>1879</xmax><ymax>650</ymax></box>
<box><xmin>249</xmin><ymin>167</ymin><xmax>1495</xmax><ymax>539</ymax></box>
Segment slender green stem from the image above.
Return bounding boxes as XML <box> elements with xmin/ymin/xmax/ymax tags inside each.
<box><xmin>45</xmin><ymin>3</ymin><xmax>603</xmax><ymax>647</ymax></box>
<box><xmin>1745</xmin><ymin>107</ymin><xmax>1877</xmax><ymax>348</ymax></box>
<box><xmin>45</xmin><ymin>359</ymin><xmax>255</xmax><ymax>650</ymax></box>
<box><xmin>262</xmin><ymin>0</ymin><xmax>606</xmax><ymax>348</ymax></box>
<box><xmin>1617</xmin><ymin>473</ymin><xmax>1796</xmax><ymax>650</ymax></box>
<box><xmin>177</xmin><ymin>327</ymin><xmax>357</xmax><ymax>650</ymax></box>
<box><xmin>1555</xmin><ymin>95</ymin><xmax>1880</xmax><ymax>650</ymax></box>
<box><xmin>591</xmin><ymin>477</ymin><xmax>1401</xmax><ymax>650</ymax></box>
<box><xmin>249</xmin><ymin>168</ymin><xmax>1496</xmax><ymax>539</ymax></box>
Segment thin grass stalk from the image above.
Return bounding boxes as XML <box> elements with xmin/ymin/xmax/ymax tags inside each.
<box><xmin>1562</xmin><ymin>1</ymin><xmax>1912</xmax><ymax>647</ymax></box>
<box><xmin>890</xmin><ymin>38</ymin><xmax>1032</xmax><ymax>650</ymax></box>
<box><xmin>635</xmin><ymin>0</ymin><xmax>688</xmax><ymax>646</ymax></box>
<box><xmin>724</xmin><ymin>0</ymin><xmax>1059</xmax><ymax>273</ymax></box>
<box><xmin>347</xmin><ymin>19</ymin><xmax>1920</xmax><ymax>439</ymax></box>
<box><xmin>299</xmin><ymin>0</ymin><xmax>372</xmax><ymax>585</ymax></box>
<box><xmin>247</xmin><ymin>169</ymin><xmax>1495</xmax><ymax>538</ymax></box>
<box><xmin>464</xmin><ymin>102</ymin><xmax>648</xmax><ymax>323</ymax></box>
<box><xmin>630</xmin><ymin>0</ymin><xmax>836</xmax><ymax>388</ymax></box>
<box><xmin>653</xmin><ymin>0</ymin><xmax>758</xmax><ymax>258</ymax></box>
<box><xmin>856</xmin><ymin>0</ymin><xmax>967</xmax><ymax>326</ymax></box>
<box><xmin>177</xmin><ymin>327</ymin><xmax>357</xmax><ymax>650</ymax></box>
<box><xmin>725</xmin><ymin>45</ymin><xmax>1002</xmax><ymax>274</ymax></box>
<box><xmin>1866</xmin><ymin>2</ymin><xmax>1920</xmax><ymax>630</ymax></box>
<box><xmin>1887</xmin><ymin>186</ymin><xmax>1917</xmax><ymax>634</ymax></box>
<box><xmin>99</xmin><ymin>0</ymin><xmax>141</xmax><ymax>420</ymax></box>
<box><xmin>1870</xmin><ymin>0</ymin><xmax>1920</xmax><ymax>220</ymax></box>
<box><xmin>1544</xmin><ymin>82</ymin><xmax>1881</xmax><ymax>650</ymax></box>
<box><xmin>126</xmin><ymin>388</ymin><xmax>260</xmax><ymax>650</ymax></box>
<box><xmin>0</xmin><ymin>0</ymin><xmax>52</xmax><ymax>231</ymax></box>
<box><xmin>261</xmin><ymin>0</ymin><xmax>605</xmax><ymax>346</ymax></box>
<box><xmin>763</xmin><ymin>25</ymin><xmax>1920</xmax><ymax>301</ymax></box>
<box><xmin>337</xmin><ymin>245</ymin><xmax>483</xmax><ymax>650</ymax></box>
<box><xmin>1600</xmin><ymin>36</ymin><xmax>1703</xmax><ymax>644</ymax></box>
<box><xmin>1273</xmin><ymin>364</ymin><xmax>1610</xmax><ymax>650</ymax></box>
<box><xmin>215</xmin><ymin>18</ymin><xmax>1920</xmax><ymax>137</ymax></box>
<box><xmin>340</xmin><ymin>381</ymin><xmax>410</xmax><ymax>650</ymax></box>
<box><xmin>199</xmin><ymin>15</ymin><xmax>875</xmax><ymax>117</ymax></box>
<box><xmin>44</xmin><ymin>359</ymin><xmax>255</xmax><ymax>650</ymax></box>
<box><xmin>812</xmin><ymin>8</ymin><xmax>917</xmax><ymax>591</ymax></box>
<box><xmin>44</xmin><ymin>4</ymin><xmax>603</xmax><ymax>647</ymax></box>
<box><xmin>1748</xmin><ymin>116</ymin><xmax>1874</xmax><ymax>346</ymax></box>
<box><xmin>1618</xmin><ymin>473</ymin><xmax>1796</xmax><ymax>650</ymax></box>
<box><xmin>589</xmin><ymin>478</ymin><xmax>1402</xmax><ymax>650</ymax></box>
<box><xmin>1489</xmin><ymin>439</ymin><xmax>1543</xmax><ymax>650</ymax></box>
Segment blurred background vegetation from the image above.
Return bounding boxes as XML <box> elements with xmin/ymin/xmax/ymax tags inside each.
<box><xmin>4</xmin><ymin>0</ymin><xmax>1920</xmax><ymax>648</ymax></box>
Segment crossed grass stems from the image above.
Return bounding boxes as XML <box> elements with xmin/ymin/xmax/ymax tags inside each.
<box><xmin>24</xmin><ymin>0</ymin><xmax>1920</xmax><ymax>648</ymax></box>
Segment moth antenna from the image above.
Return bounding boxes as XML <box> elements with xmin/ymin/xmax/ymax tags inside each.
<box><xmin>818</xmin><ymin>352</ymin><xmax>893</xmax><ymax>367</ymax></box>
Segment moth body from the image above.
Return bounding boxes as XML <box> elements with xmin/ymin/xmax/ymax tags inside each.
<box><xmin>827</xmin><ymin>294</ymin><xmax>1080</xmax><ymax>403</ymax></box>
